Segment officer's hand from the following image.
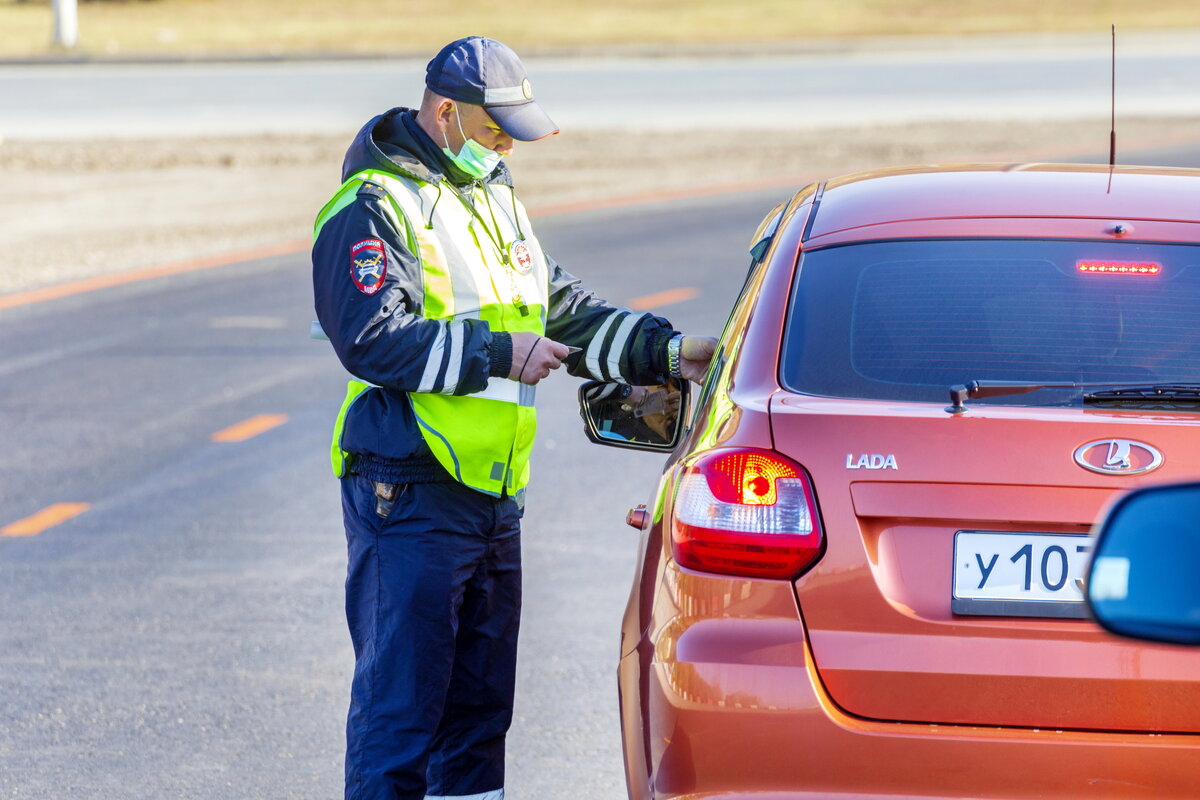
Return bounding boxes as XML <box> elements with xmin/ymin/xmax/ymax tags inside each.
<box><xmin>679</xmin><ymin>335</ymin><xmax>717</xmax><ymax>384</ymax></box>
<box><xmin>510</xmin><ymin>332</ymin><xmax>571</xmax><ymax>385</ymax></box>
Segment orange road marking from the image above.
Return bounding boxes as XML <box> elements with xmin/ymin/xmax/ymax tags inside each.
<box><xmin>628</xmin><ymin>286</ymin><xmax>700</xmax><ymax>310</ymax></box>
<box><xmin>2</xmin><ymin>503</ymin><xmax>91</xmax><ymax>538</ymax></box>
<box><xmin>0</xmin><ymin>239</ymin><xmax>309</xmax><ymax>312</ymax></box>
<box><xmin>212</xmin><ymin>413</ymin><xmax>289</xmax><ymax>443</ymax></box>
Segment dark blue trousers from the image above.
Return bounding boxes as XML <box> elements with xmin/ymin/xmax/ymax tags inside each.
<box><xmin>341</xmin><ymin>475</ymin><xmax>522</xmax><ymax>800</ymax></box>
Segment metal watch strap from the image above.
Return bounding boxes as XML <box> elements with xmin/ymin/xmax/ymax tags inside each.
<box><xmin>667</xmin><ymin>334</ymin><xmax>684</xmax><ymax>378</ymax></box>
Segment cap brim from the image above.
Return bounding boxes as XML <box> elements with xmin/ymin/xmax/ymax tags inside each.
<box><xmin>486</xmin><ymin>101</ymin><xmax>559</xmax><ymax>142</ymax></box>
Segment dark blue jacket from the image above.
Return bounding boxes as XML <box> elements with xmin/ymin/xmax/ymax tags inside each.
<box><xmin>312</xmin><ymin>107</ymin><xmax>677</xmax><ymax>483</ymax></box>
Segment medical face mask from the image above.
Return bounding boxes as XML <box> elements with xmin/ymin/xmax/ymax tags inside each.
<box><xmin>441</xmin><ymin>104</ymin><xmax>504</xmax><ymax>179</ymax></box>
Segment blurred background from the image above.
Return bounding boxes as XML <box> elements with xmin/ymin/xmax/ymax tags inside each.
<box><xmin>5</xmin><ymin>0</ymin><xmax>1200</xmax><ymax>57</ymax></box>
<box><xmin>2</xmin><ymin>0</ymin><xmax>1199</xmax><ymax>293</ymax></box>
<box><xmin>2</xmin><ymin>4</ymin><xmax>1199</xmax><ymax>799</ymax></box>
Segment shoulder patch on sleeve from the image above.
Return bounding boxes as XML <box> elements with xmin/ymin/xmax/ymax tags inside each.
<box><xmin>350</xmin><ymin>238</ymin><xmax>387</xmax><ymax>295</ymax></box>
<box><xmin>357</xmin><ymin>182</ymin><xmax>387</xmax><ymax>201</ymax></box>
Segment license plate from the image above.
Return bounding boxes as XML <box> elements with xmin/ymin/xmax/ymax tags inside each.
<box><xmin>952</xmin><ymin>531</ymin><xmax>1092</xmax><ymax>619</ymax></box>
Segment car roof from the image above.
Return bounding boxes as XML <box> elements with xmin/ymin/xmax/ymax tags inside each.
<box><xmin>802</xmin><ymin>163</ymin><xmax>1200</xmax><ymax>246</ymax></box>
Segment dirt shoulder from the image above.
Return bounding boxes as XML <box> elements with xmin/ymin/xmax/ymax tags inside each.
<box><xmin>2</xmin><ymin>116</ymin><xmax>1197</xmax><ymax>296</ymax></box>
<box><xmin>5</xmin><ymin>0</ymin><xmax>1200</xmax><ymax>60</ymax></box>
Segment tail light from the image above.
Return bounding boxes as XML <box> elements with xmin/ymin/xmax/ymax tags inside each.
<box><xmin>671</xmin><ymin>448</ymin><xmax>823</xmax><ymax>579</ymax></box>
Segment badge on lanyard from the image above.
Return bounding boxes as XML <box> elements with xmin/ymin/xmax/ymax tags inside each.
<box><xmin>509</xmin><ymin>240</ymin><xmax>534</xmax><ymax>275</ymax></box>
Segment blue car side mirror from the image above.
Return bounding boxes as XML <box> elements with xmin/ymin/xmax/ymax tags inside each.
<box><xmin>1086</xmin><ymin>482</ymin><xmax>1200</xmax><ymax>646</ymax></box>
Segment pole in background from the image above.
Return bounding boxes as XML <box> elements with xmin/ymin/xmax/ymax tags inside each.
<box><xmin>52</xmin><ymin>0</ymin><xmax>79</xmax><ymax>49</ymax></box>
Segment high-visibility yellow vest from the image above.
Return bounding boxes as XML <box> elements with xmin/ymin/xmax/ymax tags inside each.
<box><xmin>314</xmin><ymin>168</ymin><xmax>549</xmax><ymax>497</ymax></box>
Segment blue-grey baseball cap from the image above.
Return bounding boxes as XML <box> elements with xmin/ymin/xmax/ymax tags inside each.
<box><xmin>426</xmin><ymin>36</ymin><xmax>559</xmax><ymax>142</ymax></box>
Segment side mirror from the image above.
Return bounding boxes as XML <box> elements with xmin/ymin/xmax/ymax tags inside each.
<box><xmin>1086</xmin><ymin>482</ymin><xmax>1200</xmax><ymax>645</ymax></box>
<box><xmin>577</xmin><ymin>379</ymin><xmax>690</xmax><ymax>453</ymax></box>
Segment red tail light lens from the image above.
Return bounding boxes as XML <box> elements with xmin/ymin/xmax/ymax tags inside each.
<box><xmin>671</xmin><ymin>448</ymin><xmax>823</xmax><ymax>579</ymax></box>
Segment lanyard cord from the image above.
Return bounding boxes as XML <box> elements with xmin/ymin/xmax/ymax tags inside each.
<box><xmin>512</xmin><ymin>191</ymin><xmax>524</xmax><ymax>239</ymax></box>
<box><xmin>498</xmin><ymin>185</ymin><xmax>526</xmax><ymax>241</ymax></box>
<box><xmin>423</xmin><ymin>184</ymin><xmax>443</xmax><ymax>230</ymax></box>
<box><xmin>441</xmin><ymin>179</ymin><xmax>531</xmax><ymax>315</ymax></box>
<box><xmin>444</xmin><ymin>180</ymin><xmax>511</xmax><ymax>262</ymax></box>
<box><xmin>484</xmin><ymin>187</ymin><xmax>529</xmax><ymax>313</ymax></box>
<box><xmin>483</xmin><ymin>188</ymin><xmax>507</xmax><ymax>255</ymax></box>
<box><xmin>482</xmin><ymin>183</ymin><xmax>529</xmax><ymax>261</ymax></box>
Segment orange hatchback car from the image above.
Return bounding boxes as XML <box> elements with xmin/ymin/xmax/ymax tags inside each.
<box><xmin>593</xmin><ymin>164</ymin><xmax>1200</xmax><ymax>799</ymax></box>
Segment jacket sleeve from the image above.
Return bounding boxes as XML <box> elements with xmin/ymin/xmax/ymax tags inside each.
<box><xmin>312</xmin><ymin>185</ymin><xmax>506</xmax><ymax>394</ymax></box>
<box><xmin>543</xmin><ymin>252</ymin><xmax>678</xmax><ymax>386</ymax></box>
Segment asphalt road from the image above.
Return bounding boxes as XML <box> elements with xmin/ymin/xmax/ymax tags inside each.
<box><xmin>0</xmin><ymin>185</ymin><xmax>780</xmax><ymax>799</ymax></box>
<box><xmin>4</xmin><ymin>30</ymin><xmax>1200</xmax><ymax>138</ymax></box>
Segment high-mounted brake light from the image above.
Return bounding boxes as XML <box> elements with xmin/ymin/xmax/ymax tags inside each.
<box><xmin>1077</xmin><ymin>260</ymin><xmax>1161</xmax><ymax>276</ymax></box>
<box><xmin>671</xmin><ymin>448</ymin><xmax>823</xmax><ymax>580</ymax></box>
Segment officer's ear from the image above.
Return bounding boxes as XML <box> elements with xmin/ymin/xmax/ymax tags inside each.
<box><xmin>417</xmin><ymin>89</ymin><xmax>458</xmax><ymax>142</ymax></box>
<box><xmin>434</xmin><ymin>98</ymin><xmax>456</xmax><ymax>128</ymax></box>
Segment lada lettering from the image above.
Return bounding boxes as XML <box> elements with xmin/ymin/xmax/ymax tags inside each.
<box><xmin>845</xmin><ymin>454</ymin><xmax>898</xmax><ymax>470</ymax></box>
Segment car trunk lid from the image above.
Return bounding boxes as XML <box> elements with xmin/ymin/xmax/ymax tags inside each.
<box><xmin>771</xmin><ymin>394</ymin><xmax>1200</xmax><ymax>733</ymax></box>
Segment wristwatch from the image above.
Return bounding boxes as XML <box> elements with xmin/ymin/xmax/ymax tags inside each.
<box><xmin>667</xmin><ymin>334</ymin><xmax>684</xmax><ymax>378</ymax></box>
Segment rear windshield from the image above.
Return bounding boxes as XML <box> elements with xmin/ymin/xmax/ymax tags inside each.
<box><xmin>782</xmin><ymin>239</ymin><xmax>1200</xmax><ymax>404</ymax></box>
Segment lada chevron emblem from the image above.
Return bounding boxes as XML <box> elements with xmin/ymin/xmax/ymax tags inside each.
<box><xmin>1073</xmin><ymin>439</ymin><xmax>1163</xmax><ymax>475</ymax></box>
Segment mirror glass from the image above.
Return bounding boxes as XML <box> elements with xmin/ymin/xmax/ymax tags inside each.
<box><xmin>579</xmin><ymin>379</ymin><xmax>687</xmax><ymax>451</ymax></box>
<box><xmin>1087</xmin><ymin>483</ymin><xmax>1200</xmax><ymax>645</ymax></box>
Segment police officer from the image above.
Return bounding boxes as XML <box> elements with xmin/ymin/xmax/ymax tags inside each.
<box><xmin>312</xmin><ymin>36</ymin><xmax>715</xmax><ymax>800</ymax></box>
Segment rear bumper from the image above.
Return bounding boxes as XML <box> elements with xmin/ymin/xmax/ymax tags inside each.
<box><xmin>620</xmin><ymin>576</ymin><xmax>1200</xmax><ymax>800</ymax></box>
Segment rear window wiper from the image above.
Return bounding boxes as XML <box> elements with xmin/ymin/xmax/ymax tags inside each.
<box><xmin>947</xmin><ymin>380</ymin><xmax>1200</xmax><ymax>414</ymax></box>
<box><xmin>947</xmin><ymin>381</ymin><xmax>1081</xmax><ymax>414</ymax></box>
<box><xmin>1082</xmin><ymin>384</ymin><xmax>1200</xmax><ymax>407</ymax></box>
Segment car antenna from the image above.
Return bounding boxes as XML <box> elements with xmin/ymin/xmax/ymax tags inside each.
<box><xmin>1108</xmin><ymin>24</ymin><xmax>1117</xmax><ymax>193</ymax></box>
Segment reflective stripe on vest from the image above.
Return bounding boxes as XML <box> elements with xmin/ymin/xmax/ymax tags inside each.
<box><xmin>315</xmin><ymin>169</ymin><xmax>548</xmax><ymax>495</ymax></box>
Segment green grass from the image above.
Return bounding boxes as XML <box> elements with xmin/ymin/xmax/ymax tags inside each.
<box><xmin>3</xmin><ymin>0</ymin><xmax>1199</xmax><ymax>59</ymax></box>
